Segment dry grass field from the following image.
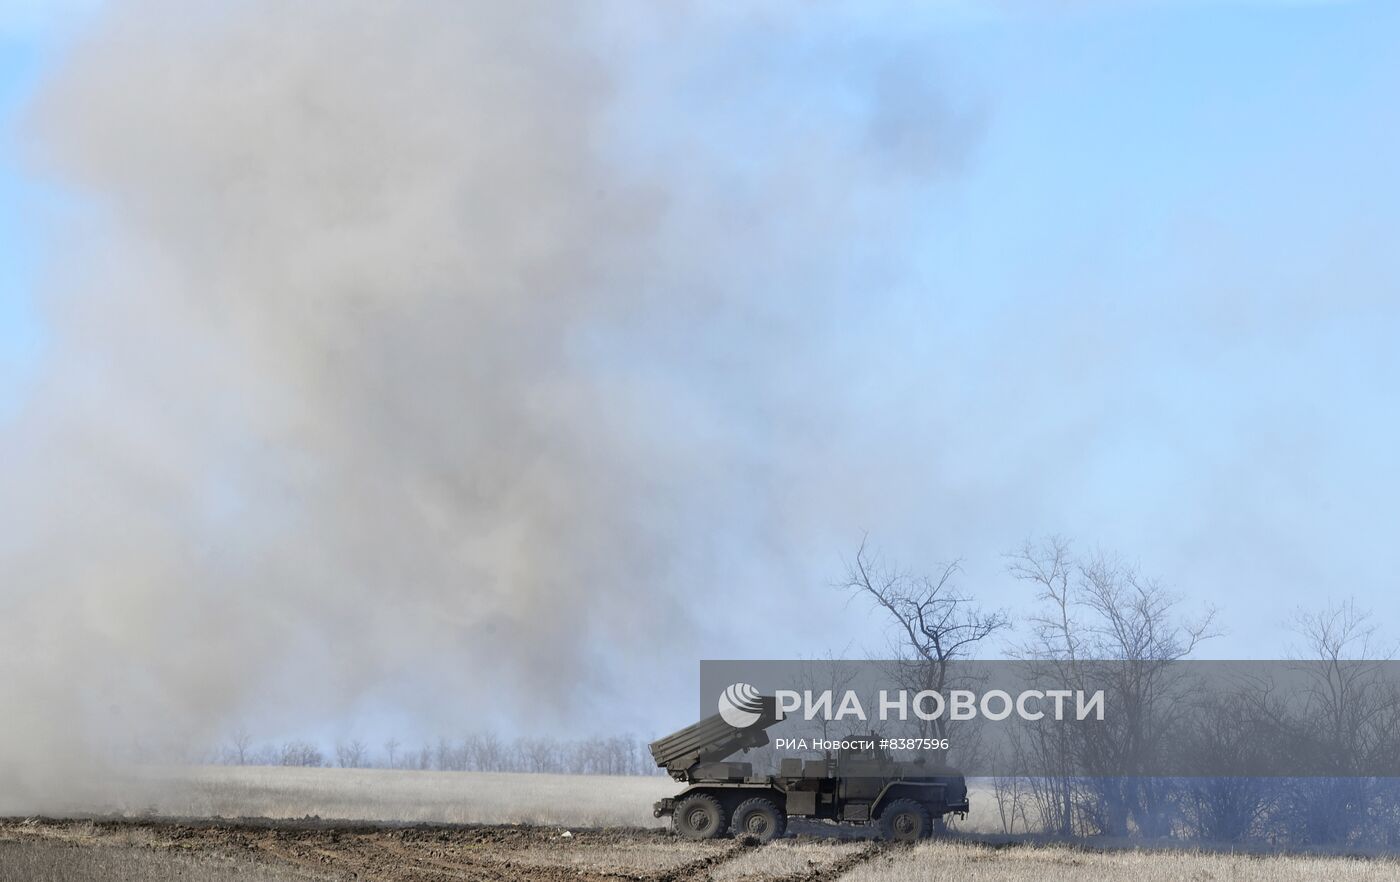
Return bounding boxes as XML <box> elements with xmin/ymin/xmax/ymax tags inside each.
<box><xmin>14</xmin><ymin>767</ymin><xmax>1005</xmax><ymax>832</ymax></box>
<box><xmin>134</xmin><ymin>766</ymin><xmax>680</xmax><ymax>828</ymax></box>
<box><xmin>4</xmin><ymin>768</ymin><xmax>1400</xmax><ymax>881</ymax></box>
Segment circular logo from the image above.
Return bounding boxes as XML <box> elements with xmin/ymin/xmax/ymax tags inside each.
<box><xmin>718</xmin><ymin>682</ymin><xmax>765</xmax><ymax>728</ymax></box>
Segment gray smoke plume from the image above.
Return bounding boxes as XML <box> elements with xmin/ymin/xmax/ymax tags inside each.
<box><xmin>1</xmin><ymin>1</ymin><xmax>975</xmax><ymax>806</ymax></box>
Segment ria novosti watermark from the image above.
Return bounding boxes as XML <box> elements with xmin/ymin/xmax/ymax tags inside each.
<box><xmin>701</xmin><ymin>659</ymin><xmax>1400</xmax><ymax>777</ymax></box>
<box><xmin>721</xmin><ymin>682</ymin><xmax>1103</xmax><ymax>727</ymax></box>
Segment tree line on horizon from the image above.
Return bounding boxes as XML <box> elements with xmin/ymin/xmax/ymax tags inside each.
<box><xmin>215</xmin><ymin>729</ymin><xmax>664</xmax><ymax>777</ymax></box>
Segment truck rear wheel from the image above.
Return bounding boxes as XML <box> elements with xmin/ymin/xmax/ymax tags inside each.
<box><xmin>674</xmin><ymin>794</ymin><xmax>727</xmax><ymax>840</ymax></box>
<box><xmin>879</xmin><ymin>798</ymin><xmax>931</xmax><ymax>842</ymax></box>
<box><xmin>731</xmin><ymin>797</ymin><xmax>786</xmax><ymax>843</ymax></box>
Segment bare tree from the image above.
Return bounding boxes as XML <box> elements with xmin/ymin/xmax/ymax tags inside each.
<box><xmin>840</xmin><ymin>536</ymin><xmax>1009</xmax><ymax>767</ymax></box>
<box><xmin>1291</xmin><ymin>596</ymin><xmax>1390</xmax><ymax>664</ymax></box>
<box><xmin>383</xmin><ymin>737</ymin><xmax>401</xmax><ymax>769</ymax></box>
<box><xmin>1008</xmin><ymin>536</ymin><xmax>1218</xmax><ymax>837</ymax></box>
<box><xmin>1290</xmin><ymin>598</ymin><xmax>1394</xmax><ymax>774</ymax></box>
<box><xmin>516</xmin><ymin>736</ymin><xmax>558</xmax><ymax>773</ymax></box>
<box><xmin>335</xmin><ymin>739</ymin><xmax>368</xmax><ymax>769</ymax></box>
<box><xmin>1011</xmin><ymin>536</ymin><xmax>1217</xmax><ymax>663</ymax></box>
<box><xmin>280</xmin><ymin>740</ymin><xmax>324</xmax><ymax>767</ymax></box>
<box><xmin>1271</xmin><ymin>598</ymin><xmax>1400</xmax><ymax>846</ymax></box>
<box><xmin>845</xmin><ymin>536</ymin><xmax>1009</xmax><ymax>667</ymax></box>
<box><xmin>990</xmin><ymin>767</ymin><xmax>1032</xmax><ymax>834</ymax></box>
<box><xmin>466</xmin><ymin>732</ymin><xmax>504</xmax><ymax>771</ymax></box>
<box><xmin>227</xmin><ymin>725</ymin><xmax>253</xmax><ymax>766</ymax></box>
<box><xmin>434</xmin><ymin>736</ymin><xmax>454</xmax><ymax>771</ymax></box>
<box><xmin>1174</xmin><ymin>688</ymin><xmax>1281</xmax><ymax>842</ymax></box>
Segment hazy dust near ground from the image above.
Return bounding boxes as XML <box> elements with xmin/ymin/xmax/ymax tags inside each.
<box><xmin>7</xmin><ymin>767</ymin><xmax>1004</xmax><ymax>833</ymax></box>
<box><xmin>5</xmin><ymin>819</ymin><xmax>1400</xmax><ymax>882</ymax></box>
<box><xmin>125</xmin><ymin>766</ymin><xmax>679</xmax><ymax>829</ymax></box>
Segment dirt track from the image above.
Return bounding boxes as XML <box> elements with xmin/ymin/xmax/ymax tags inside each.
<box><xmin>0</xmin><ymin>817</ymin><xmax>886</xmax><ymax>882</ymax></box>
<box><xmin>12</xmin><ymin>817</ymin><xmax>1400</xmax><ymax>882</ymax></box>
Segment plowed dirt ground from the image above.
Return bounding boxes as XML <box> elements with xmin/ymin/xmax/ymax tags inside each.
<box><xmin>6</xmin><ymin>817</ymin><xmax>1400</xmax><ymax>882</ymax></box>
<box><xmin>0</xmin><ymin>817</ymin><xmax>879</xmax><ymax>882</ymax></box>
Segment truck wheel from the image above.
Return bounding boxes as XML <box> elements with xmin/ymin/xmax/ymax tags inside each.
<box><xmin>674</xmin><ymin>794</ymin><xmax>727</xmax><ymax>840</ymax></box>
<box><xmin>879</xmin><ymin>798</ymin><xmax>931</xmax><ymax>843</ymax></box>
<box><xmin>731</xmin><ymin>797</ymin><xmax>786</xmax><ymax>843</ymax></box>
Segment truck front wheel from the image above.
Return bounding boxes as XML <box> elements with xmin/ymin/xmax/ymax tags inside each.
<box><xmin>731</xmin><ymin>797</ymin><xmax>786</xmax><ymax>843</ymax></box>
<box><xmin>878</xmin><ymin>798</ymin><xmax>931</xmax><ymax>842</ymax></box>
<box><xmin>674</xmin><ymin>794</ymin><xmax>727</xmax><ymax>840</ymax></box>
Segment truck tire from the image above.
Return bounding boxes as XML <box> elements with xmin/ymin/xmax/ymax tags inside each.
<box><xmin>731</xmin><ymin>797</ymin><xmax>786</xmax><ymax>843</ymax></box>
<box><xmin>674</xmin><ymin>794</ymin><xmax>727</xmax><ymax>840</ymax></box>
<box><xmin>878</xmin><ymin>798</ymin><xmax>931</xmax><ymax>842</ymax></box>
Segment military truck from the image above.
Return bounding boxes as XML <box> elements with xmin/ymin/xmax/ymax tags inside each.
<box><xmin>649</xmin><ymin>697</ymin><xmax>969</xmax><ymax>842</ymax></box>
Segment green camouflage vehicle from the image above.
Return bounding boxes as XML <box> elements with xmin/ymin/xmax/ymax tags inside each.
<box><xmin>649</xmin><ymin>697</ymin><xmax>969</xmax><ymax>842</ymax></box>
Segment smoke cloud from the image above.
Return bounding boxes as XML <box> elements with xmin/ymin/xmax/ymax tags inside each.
<box><xmin>1</xmin><ymin>1</ymin><xmax>975</xmax><ymax>805</ymax></box>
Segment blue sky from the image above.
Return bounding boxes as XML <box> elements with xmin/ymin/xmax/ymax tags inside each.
<box><xmin>2</xmin><ymin>2</ymin><xmax>1400</xmax><ymax>743</ymax></box>
<box><xmin>659</xmin><ymin>0</ymin><xmax>1400</xmax><ymax>659</ymax></box>
<box><xmin>0</xmin><ymin>27</ymin><xmax>46</xmax><ymax>418</ymax></box>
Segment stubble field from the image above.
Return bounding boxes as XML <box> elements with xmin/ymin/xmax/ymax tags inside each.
<box><xmin>2</xmin><ymin>767</ymin><xmax>1398</xmax><ymax>881</ymax></box>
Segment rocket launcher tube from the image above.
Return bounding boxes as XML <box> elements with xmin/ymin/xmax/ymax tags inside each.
<box><xmin>648</xmin><ymin>696</ymin><xmax>782</xmax><ymax>780</ymax></box>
